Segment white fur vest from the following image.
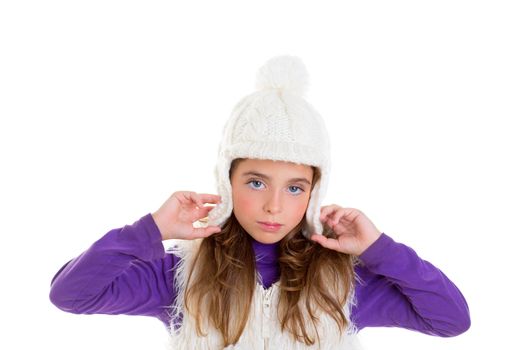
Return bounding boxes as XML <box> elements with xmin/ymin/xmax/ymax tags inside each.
<box><xmin>165</xmin><ymin>239</ymin><xmax>363</xmax><ymax>350</ymax></box>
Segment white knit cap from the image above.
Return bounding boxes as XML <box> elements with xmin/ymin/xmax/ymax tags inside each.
<box><xmin>207</xmin><ymin>55</ymin><xmax>331</xmax><ymax>238</ymax></box>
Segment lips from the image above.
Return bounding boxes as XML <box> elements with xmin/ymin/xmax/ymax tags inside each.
<box><xmin>257</xmin><ymin>221</ymin><xmax>283</xmax><ymax>232</ymax></box>
<box><xmin>258</xmin><ymin>221</ymin><xmax>282</xmax><ymax>226</ymax></box>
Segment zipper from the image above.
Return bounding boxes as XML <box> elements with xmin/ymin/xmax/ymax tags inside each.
<box><xmin>262</xmin><ymin>284</ymin><xmax>277</xmax><ymax>350</ymax></box>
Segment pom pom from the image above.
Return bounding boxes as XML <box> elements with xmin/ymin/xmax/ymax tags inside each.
<box><xmin>255</xmin><ymin>55</ymin><xmax>309</xmax><ymax>97</ymax></box>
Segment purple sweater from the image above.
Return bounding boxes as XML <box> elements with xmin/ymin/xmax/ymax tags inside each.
<box><xmin>49</xmin><ymin>213</ymin><xmax>470</xmax><ymax>337</ymax></box>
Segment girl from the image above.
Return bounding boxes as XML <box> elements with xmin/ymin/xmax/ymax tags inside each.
<box><xmin>49</xmin><ymin>55</ymin><xmax>470</xmax><ymax>349</ymax></box>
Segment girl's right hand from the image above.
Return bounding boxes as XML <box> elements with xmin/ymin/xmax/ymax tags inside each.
<box><xmin>152</xmin><ymin>191</ymin><xmax>222</xmax><ymax>240</ymax></box>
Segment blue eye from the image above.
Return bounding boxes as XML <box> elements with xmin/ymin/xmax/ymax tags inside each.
<box><xmin>288</xmin><ymin>186</ymin><xmax>304</xmax><ymax>195</ymax></box>
<box><xmin>248</xmin><ymin>180</ymin><xmax>265</xmax><ymax>190</ymax></box>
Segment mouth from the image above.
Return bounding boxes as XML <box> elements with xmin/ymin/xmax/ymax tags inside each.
<box><xmin>257</xmin><ymin>221</ymin><xmax>283</xmax><ymax>232</ymax></box>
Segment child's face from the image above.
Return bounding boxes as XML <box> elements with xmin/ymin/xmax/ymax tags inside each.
<box><xmin>230</xmin><ymin>158</ymin><xmax>314</xmax><ymax>244</ymax></box>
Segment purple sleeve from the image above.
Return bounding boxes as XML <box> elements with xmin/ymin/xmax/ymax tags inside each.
<box><xmin>351</xmin><ymin>233</ymin><xmax>471</xmax><ymax>337</ymax></box>
<box><xmin>49</xmin><ymin>213</ymin><xmax>178</xmax><ymax>326</ymax></box>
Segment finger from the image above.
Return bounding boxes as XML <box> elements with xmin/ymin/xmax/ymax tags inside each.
<box><xmin>191</xmin><ymin>205</ymin><xmax>215</xmax><ymax>222</ymax></box>
<box><xmin>324</xmin><ymin>210</ymin><xmax>344</xmax><ymax>228</ymax></box>
<box><xmin>198</xmin><ymin>193</ymin><xmax>222</xmax><ymax>205</ymax></box>
<box><xmin>319</xmin><ymin>204</ymin><xmax>341</xmax><ymax>222</ymax></box>
<box><xmin>331</xmin><ymin>208</ymin><xmax>355</xmax><ymax>226</ymax></box>
<box><xmin>310</xmin><ymin>233</ymin><xmax>324</xmax><ymax>244</ymax></box>
<box><xmin>177</xmin><ymin>191</ymin><xmax>201</xmax><ymax>207</ymax></box>
<box><xmin>189</xmin><ymin>192</ymin><xmax>204</xmax><ymax>208</ymax></box>
<box><xmin>338</xmin><ymin>208</ymin><xmax>363</xmax><ymax>227</ymax></box>
<box><xmin>192</xmin><ymin>226</ymin><xmax>221</xmax><ymax>238</ymax></box>
<box><xmin>310</xmin><ymin>234</ymin><xmax>343</xmax><ymax>252</ymax></box>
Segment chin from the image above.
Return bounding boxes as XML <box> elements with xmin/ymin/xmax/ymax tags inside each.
<box><xmin>248</xmin><ymin>231</ymin><xmax>285</xmax><ymax>244</ymax></box>
<box><xmin>256</xmin><ymin>235</ymin><xmax>283</xmax><ymax>244</ymax></box>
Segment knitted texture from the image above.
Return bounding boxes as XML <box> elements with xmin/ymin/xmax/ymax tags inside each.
<box><xmin>208</xmin><ymin>55</ymin><xmax>331</xmax><ymax>238</ymax></box>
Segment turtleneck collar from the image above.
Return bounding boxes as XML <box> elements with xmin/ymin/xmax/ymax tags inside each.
<box><xmin>250</xmin><ymin>236</ymin><xmax>280</xmax><ymax>288</ymax></box>
<box><xmin>251</xmin><ymin>237</ymin><xmax>279</xmax><ymax>263</ymax></box>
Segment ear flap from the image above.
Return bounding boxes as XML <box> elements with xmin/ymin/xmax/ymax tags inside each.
<box><xmin>302</xmin><ymin>164</ymin><xmax>329</xmax><ymax>239</ymax></box>
<box><xmin>208</xmin><ymin>155</ymin><xmax>234</xmax><ymax>228</ymax></box>
<box><xmin>303</xmin><ymin>182</ymin><xmax>322</xmax><ymax>239</ymax></box>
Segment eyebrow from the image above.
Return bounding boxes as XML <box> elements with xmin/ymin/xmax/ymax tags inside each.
<box><xmin>241</xmin><ymin>171</ymin><xmax>312</xmax><ymax>186</ymax></box>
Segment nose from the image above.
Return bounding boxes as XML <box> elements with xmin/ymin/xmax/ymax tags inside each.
<box><xmin>263</xmin><ymin>189</ymin><xmax>282</xmax><ymax>214</ymax></box>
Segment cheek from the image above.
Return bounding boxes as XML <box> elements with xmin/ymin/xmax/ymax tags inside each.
<box><xmin>289</xmin><ymin>197</ymin><xmax>310</xmax><ymax>219</ymax></box>
<box><xmin>232</xmin><ymin>188</ymin><xmax>256</xmax><ymax>214</ymax></box>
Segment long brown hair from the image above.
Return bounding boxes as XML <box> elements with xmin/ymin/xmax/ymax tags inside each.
<box><xmin>183</xmin><ymin>159</ymin><xmax>356</xmax><ymax>346</ymax></box>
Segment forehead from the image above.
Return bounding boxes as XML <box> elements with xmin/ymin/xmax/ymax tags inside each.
<box><xmin>233</xmin><ymin>158</ymin><xmax>313</xmax><ymax>178</ymax></box>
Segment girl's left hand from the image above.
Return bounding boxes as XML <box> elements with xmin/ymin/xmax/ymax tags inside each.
<box><xmin>310</xmin><ymin>205</ymin><xmax>382</xmax><ymax>256</ymax></box>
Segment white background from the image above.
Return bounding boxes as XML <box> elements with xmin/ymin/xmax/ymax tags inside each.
<box><xmin>1</xmin><ymin>1</ymin><xmax>524</xmax><ymax>349</ymax></box>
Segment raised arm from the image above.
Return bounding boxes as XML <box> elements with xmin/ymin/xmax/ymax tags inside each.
<box><xmin>309</xmin><ymin>205</ymin><xmax>470</xmax><ymax>337</ymax></box>
<box><xmin>50</xmin><ymin>191</ymin><xmax>222</xmax><ymax>325</ymax></box>
<box><xmin>351</xmin><ymin>233</ymin><xmax>471</xmax><ymax>337</ymax></box>
<box><xmin>49</xmin><ymin>213</ymin><xmax>177</xmax><ymax>324</ymax></box>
